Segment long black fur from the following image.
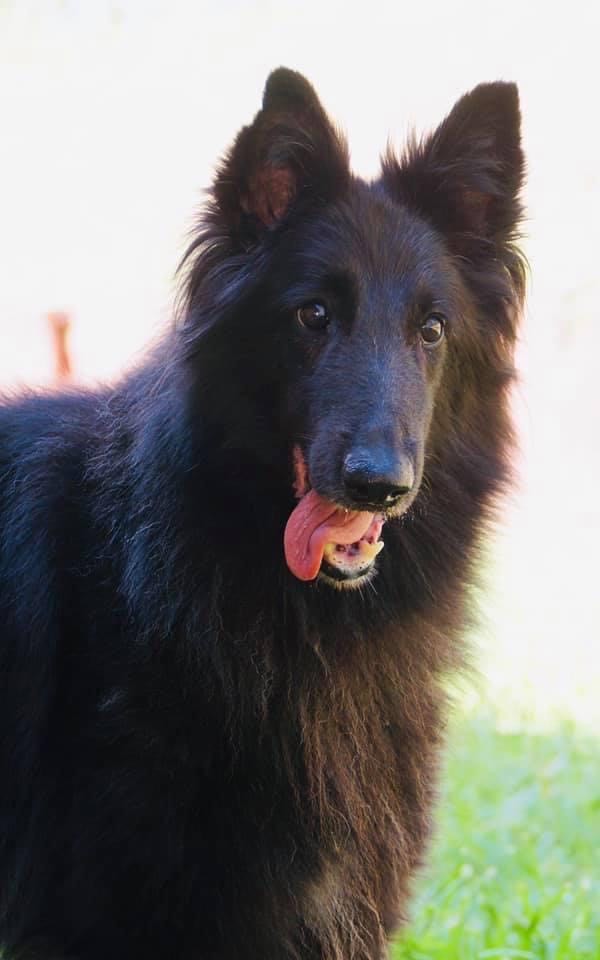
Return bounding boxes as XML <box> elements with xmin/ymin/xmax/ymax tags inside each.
<box><xmin>0</xmin><ymin>69</ymin><xmax>525</xmax><ymax>959</ymax></box>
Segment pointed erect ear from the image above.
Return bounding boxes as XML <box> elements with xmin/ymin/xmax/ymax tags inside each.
<box><xmin>212</xmin><ymin>68</ymin><xmax>349</xmax><ymax>240</ymax></box>
<box><xmin>382</xmin><ymin>82</ymin><xmax>525</xmax><ymax>254</ymax></box>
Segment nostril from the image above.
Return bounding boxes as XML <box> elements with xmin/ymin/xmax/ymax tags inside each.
<box><xmin>343</xmin><ymin>453</ymin><xmax>414</xmax><ymax>507</ymax></box>
<box><xmin>382</xmin><ymin>487</ymin><xmax>412</xmax><ymax>507</ymax></box>
<box><xmin>382</xmin><ymin>483</ymin><xmax>411</xmax><ymax>504</ymax></box>
<box><xmin>344</xmin><ymin>476</ymin><xmax>373</xmax><ymax>503</ymax></box>
<box><xmin>342</xmin><ymin>459</ymin><xmax>373</xmax><ymax>503</ymax></box>
<box><xmin>368</xmin><ymin>480</ymin><xmax>412</xmax><ymax>506</ymax></box>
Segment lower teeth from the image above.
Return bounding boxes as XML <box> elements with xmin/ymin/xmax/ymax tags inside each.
<box><xmin>323</xmin><ymin>539</ymin><xmax>384</xmax><ymax>569</ymax></box>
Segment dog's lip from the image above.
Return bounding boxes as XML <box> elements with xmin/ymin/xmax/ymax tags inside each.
<box><xmin>319</xmin><ymin>559</ymin><xmax>375</xmax><ymax>583</ymax></box>
<box><xmin>292</xmin><ymin>443</ymin><xmax>311</xmax><ymax>499</ymax></box>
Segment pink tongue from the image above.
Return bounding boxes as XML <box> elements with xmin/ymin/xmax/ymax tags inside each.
<box><xmin>284</xmin><ymin>489</ymin><xmax>375</xmax><ymax>581</ymax></box>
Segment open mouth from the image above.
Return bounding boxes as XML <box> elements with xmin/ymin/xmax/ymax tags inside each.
<box><xmin>283</xmin><ymin>446</ymin><xmax>386</xmax><ymax>588</ymax></box>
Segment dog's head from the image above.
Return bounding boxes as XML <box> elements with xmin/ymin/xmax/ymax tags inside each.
<box><xmin>181</xmin><ymin>69</ymin><xmax>525</xmax><ymax>589</ymax></box>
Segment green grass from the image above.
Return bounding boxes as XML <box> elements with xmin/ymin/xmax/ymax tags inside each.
<box><xmin>392</xmin><ymin>710</ymin><xmax>600</xmax><ymax>959</ymax></box>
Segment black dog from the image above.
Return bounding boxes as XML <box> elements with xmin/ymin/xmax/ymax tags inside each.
<box><xmin>0</xmin><ymin>69</ymin><xmax>525</xmax><ymax>959</ymax></box>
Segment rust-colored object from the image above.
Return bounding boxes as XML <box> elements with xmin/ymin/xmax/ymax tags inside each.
<box><xmin>48</xmin><ymin>311</ymin><xmax>73</xmax><ymax>383</ymax></box>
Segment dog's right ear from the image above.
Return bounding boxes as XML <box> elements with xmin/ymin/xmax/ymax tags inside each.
<box><xmin>211</xmin><ymin>68</ymin><xmax>349</xmax><ymax>241</ymax></box>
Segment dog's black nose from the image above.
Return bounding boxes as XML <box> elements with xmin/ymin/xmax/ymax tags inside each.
<box><xmin>342</xmin><ymin>451</ymin><xmax>414</xmax><ymax>508</ymax></box>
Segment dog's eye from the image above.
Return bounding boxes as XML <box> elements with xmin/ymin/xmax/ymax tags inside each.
<box><xmin>296</xmin><ymin>302</ymin><xmax>330</xmax><ymax>331</ymax></box>
<box><xmin>420</xmin><ymin>313</ymin><xmax>446</xmax><ymax>346</ymax></box>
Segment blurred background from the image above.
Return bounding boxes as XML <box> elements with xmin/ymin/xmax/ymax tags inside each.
<box><xmin>1</xmin><ymin>2</ymin><xmax>598</xmax><ymax>956</ymax></box>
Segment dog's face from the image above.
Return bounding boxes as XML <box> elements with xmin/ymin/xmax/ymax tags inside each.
<box><xmin>266</xmin><ymin>190</ymin><xmax>456</xmax><ymax>509</ymax></box>
<box><xmin>261</xmin><ymin>193</ymin><xmax>462</xmax><ymax>587</ymax></box>
<box><xmin>184</xmin><ymin>69</ymin><xmax>524</xmax><ymax>588</ymax></box>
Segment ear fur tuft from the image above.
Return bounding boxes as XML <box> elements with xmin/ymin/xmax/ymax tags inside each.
<box><xmin>212</xmin><ymin>67</ymin><xmax>349</xmax><ymax>238</ymax></box>
<box><xmin>382</xmin><ymin>81</ymin><xmax>525</xmax><ymax>253</ymax></box>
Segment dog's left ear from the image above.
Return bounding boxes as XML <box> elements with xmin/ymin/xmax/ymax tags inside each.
<box><xmin>382</xmin><ymin>82</ymin><xmax>524</xmax><ymax>254</ymax></box>
<box><xmin>212</xmin><ymin>68</ymin><xmax>349</xmax><ymax>240</ymax></box>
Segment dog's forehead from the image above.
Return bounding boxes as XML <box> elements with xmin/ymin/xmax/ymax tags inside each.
<box><xmin>303</xmin><ymin>181</ymin><xmax>454</xmax><ymax>296</ymax></box>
